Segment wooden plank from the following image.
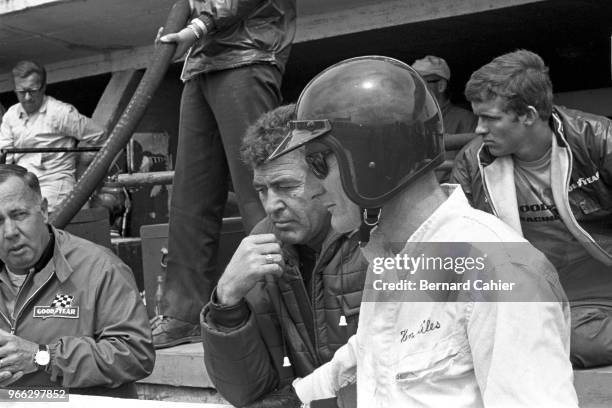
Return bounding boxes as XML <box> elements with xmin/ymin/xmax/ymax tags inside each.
<box><xmin>296</xmin><ymin>0</ymin><xmax>546</xmax><ymax>43</ymax></box>
<box><xmin>0</xmin><ymin>0</ymin><xmax>70</xmax><ymax>15</ymax></box>
<box><xmin>0</xmin><ymin>45</ymin><xmax>153</xmax><ymax>93</ymax></box>
<box><xmin>0</xmin><ymin>0</ymin><xmax>546</xmax><ymax>91</ymax></box>
<box><xmin>92</xmin><ymin>69</ymin><xmax>143</xmax><ymax>130</ymax></box>
<box><xmin>75</xmin><ymin>69</ymin><xmax>142</xmax><ymax>179</ymax></box>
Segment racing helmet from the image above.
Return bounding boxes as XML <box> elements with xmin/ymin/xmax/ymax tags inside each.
<box><xmin>268</xmin><ymin>55</ymin><xmax>444</xmax><ymax>209</ymax></box>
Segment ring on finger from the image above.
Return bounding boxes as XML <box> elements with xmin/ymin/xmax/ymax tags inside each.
<box><xmin>265</xmin><ymin>254</ymin><xmax>275</xmax><ymax>264</ymax></box>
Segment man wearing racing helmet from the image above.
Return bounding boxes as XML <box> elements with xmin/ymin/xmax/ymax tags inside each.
<box><xmin>268</xmin><ymin>56</ymin><xmax>577</xmax><ymax>407</ymax></box>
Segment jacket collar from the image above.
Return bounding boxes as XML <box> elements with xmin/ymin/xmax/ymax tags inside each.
<box><xmin>474</xmin><ymin>107</ymin><xmax>571</xmax><ymax>235</ymax></box>
<box><xmin>48</xmin><ymin>227</ymin><xmax>74</xmax><ymax>282</ymax></box>
<box><xmin>477</xmin><ymin>144</ymin><xmax>523</xmax><ymax>235</ymax></box>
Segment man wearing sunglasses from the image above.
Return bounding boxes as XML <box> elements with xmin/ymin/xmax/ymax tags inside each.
<box><xmin>268</xmin><ymin>56</ymin><xmax>577</xmax><ymax>407</ymax></box>
<box><xmin>0</xmin><ymin>61</ymin><xmax>106</xmax><ymax>213</ymax></box>
<box><xmin>200</xmin><ymin>104</ymin><xmax>367</xmax><ymax>408</ymax></box>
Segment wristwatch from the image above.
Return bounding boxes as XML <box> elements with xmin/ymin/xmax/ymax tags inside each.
<box><xmin>34</xmin><ymin>344</ymin><xmax>50</xmax><ymax>370</ymax></box>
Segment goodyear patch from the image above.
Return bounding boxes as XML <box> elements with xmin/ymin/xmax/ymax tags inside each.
<box><xmin>33</xmin><ymin>294</ymin><xmax>79</xmax><ymax>319</ymax></box>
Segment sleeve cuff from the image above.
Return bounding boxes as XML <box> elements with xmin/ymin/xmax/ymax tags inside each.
<box><xmin>47</xmin><ymin>340</ymin><xmax>61</xmax><ymax>382</ymax></box>
<box><xmin>196</xmin><ymin>15</ymin><xmax>215</xmax><ymax>33</ymax></box>
<box><xmin>206</xmin><ymin>287</ymin><xmax>250</xmax><ymax>331</ymax></box>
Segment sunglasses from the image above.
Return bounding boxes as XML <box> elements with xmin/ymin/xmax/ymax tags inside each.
<box><xmin>15</xmin><ymin>86</ymin><xmax>43</xmax><ymax>97</ymax></box>
<box><xmin>305</xmin><ymin>150</ymin><xmax>333</xmax><ymax>179</ymax></box>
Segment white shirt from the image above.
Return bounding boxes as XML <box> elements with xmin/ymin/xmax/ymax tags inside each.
<box><xmin>295</xmin><ymin>185</ymin><xmax>578</xmax><ymax>408</ymax></box>
<box><xmin>0</xmin><ymin>96</ymin><xmax>105</xmax><ymax>210</ymax></box>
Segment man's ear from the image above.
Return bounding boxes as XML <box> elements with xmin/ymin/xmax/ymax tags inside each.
<box><xmin>40</xmin><ymin>198</ymin><xmax>49</xmax><ymax>223</ymax></box>
<box><xmin>522</xmin><ymin>106</ymin><xmax>539</xmax><ymax>126</ymax></box>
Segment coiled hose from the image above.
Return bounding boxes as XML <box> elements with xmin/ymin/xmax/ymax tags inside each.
<box><xmin>51</xmin><ymin>0</ymin><xmax>191</xmax><ymax>228</ymax></box>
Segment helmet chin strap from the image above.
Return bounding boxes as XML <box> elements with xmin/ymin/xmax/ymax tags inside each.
<box><xmin>359</xmin><ymin>208</ymin><xmax>381</xmax><ymax>246</ymax></box>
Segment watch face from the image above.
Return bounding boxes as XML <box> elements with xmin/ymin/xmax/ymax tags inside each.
<box><xmin>35</xmin><ymin>350</ymin><xmax>50</xmax><ymax>366</ymax></box>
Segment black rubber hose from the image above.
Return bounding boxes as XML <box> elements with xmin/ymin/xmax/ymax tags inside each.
<box><xmin>51</xmin><ymin>0</ymin><xmax>191</xmax><ymax>228</ymax></box>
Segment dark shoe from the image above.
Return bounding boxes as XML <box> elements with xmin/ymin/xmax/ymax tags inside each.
<box><xmin>151</xmin><ymin>315</ymin><xmax>201</xmax><ymax>349</ymax></box>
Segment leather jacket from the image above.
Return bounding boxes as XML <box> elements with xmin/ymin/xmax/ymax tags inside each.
<box><xmin>181</xmin><ymin>0</ymin><xmax>297</xmax><ymax>80</ymax></box>
<box><xmin>451</xmin><ymin>106</ymin><xmax>612</xmax><ymax>265</ymax></box>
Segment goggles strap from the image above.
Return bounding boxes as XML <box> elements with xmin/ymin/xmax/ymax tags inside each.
<box><xmin>359</xmin><ymin>207</ymin><xmax>381</xmax><ymax>246</ymax></box>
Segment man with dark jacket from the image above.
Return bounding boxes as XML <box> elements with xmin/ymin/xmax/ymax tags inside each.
<box><xmin>152</xmin><ymin>0</ymin><xmax>297</xmax><ymax>347</ymax></box>
<box><xmin>451</xmin><ymin>49</ymin><xmax>612</xmax><ymax>368</ymax></box>
<box><xmin>201</xmin><ymin>105</ymin><xmax>368</xmax><ymax>407</ymax></box>
<box><xmin>0</xmin><ymin>164</ymin><xmax>154</xmax><ymax>397</ymax></box>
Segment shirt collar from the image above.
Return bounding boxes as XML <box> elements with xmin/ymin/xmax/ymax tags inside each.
<box><xmin>361</xmin><ymin>185</ymin><xmax>468</xmax><ymax>262</ymax></box>
<box><xmin>17</xmin><ymin>95</ymin><xmax>48</xmax><ymax>119</ymax></box>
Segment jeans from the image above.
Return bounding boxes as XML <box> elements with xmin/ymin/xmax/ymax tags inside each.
<box><xmin>163</xmin><ymin>64</ymin><xmax>281</xmax><ymax>323</ymax></box>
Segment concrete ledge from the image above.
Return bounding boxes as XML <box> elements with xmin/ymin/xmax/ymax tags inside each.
<box><xmin>574</xmin><ymin>365</ymin><xmax>612</xmax><ymax>408</ymax></box>
<box><xmin>140</xmin><ymin>343</ymin><xmax>214</xmax><ymax>388</ymax></box>
<box><xmin>140</xmin><ymin>343</ymin><xmax>610</xmax><ymax>407</ymax></box>
<box><xmin>137</xmin><ymin>383</ymin><xmax>229</xmax><ymax>405</ymax></box>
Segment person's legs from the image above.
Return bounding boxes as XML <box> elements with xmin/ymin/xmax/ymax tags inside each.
<box><xmin>40</xmin><ymin>174</ymin><xmax>75</xmax><ymax>214</ymax></box>
<box><xmin>154</xmin><ymin>65</ymin><xmax>282</xmax><ymax>348</ymax></box>
<box><xmin>203</xmin><ymin>63</ymin><xmax>282</xmax><ymax>233</ymax></box>
<box><xmin>570</xmin><ymin>305</ymin><xmax>612</xmax><ymax>368</ymax></box>
<box><xmin>153</xmin><ymin>77</ymin><xmax>229</xmax><ymax>348</ymax></box>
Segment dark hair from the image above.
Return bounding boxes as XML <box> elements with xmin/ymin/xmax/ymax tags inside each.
<box><xmin>12</xmin><ymin>60</ymin><xmax>47</xmax><ymax>87</ymax></box>
<box><xmin>0</xmin><ymin>164</ymin><xmax>42</xmax><ymax>199</ymax></box>
<box><xmin>241</xmin><ymin>104</ymin><xmax>296</xmax><ymax>168</ymax></box>
<box><xmin>465</xmin><ymin>50</ymin><xmax>553</xmax><ymax>119</ymax></box>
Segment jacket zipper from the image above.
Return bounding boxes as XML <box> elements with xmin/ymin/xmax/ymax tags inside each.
<box><xmin>477</xmin><ymin>146</ymin><xmax>499</xmax><ymax>218</ymax></box>
<box><xmin>556</xmin><ymin>127</ymin><xmax>611</xmax><ymax>258</ymax></box>
<box><xmin>10</xmin><ymin>271</ymin><xmax>55</xmax><ymax>334</ymax></box>
<box><xmin>309</xmin><ymin>240</ymin><xmax>340</xmax><ymax>367</ymax></box>
<box><xmin>0</xmin><ymin>309</ymin><xmax>11</xmax><ymax>331</ymax></box>
<box><xmin>293</xmin><ymin>254</ymin><xmax>319</xmax><ymax>366</ymax></box>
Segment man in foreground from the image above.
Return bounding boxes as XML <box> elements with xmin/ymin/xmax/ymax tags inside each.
<box><xmin>451</xmin><ymin>49</ymin><xmax>612</xmax><ymax>368</ymax></box>
<box><xmin>268</xmin><ymin>56</ymin><xmax>577</xmax><ymax>407</ymax></box>
<box><xmin>201</xmin><ymin>104</ymin><xmax>367</xmax><ymax>408</ymax></box>
<box><xmin>0</xmin><ymin>164</ymin><xmax>154</xmax><ymax>397</ymax></box>
<box><xmin>0</xmin><ymin>61</ymin><xmax>106</xmax><ymax>213</ymax></box>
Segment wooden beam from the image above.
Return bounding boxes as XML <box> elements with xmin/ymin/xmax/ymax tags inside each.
<box><xmin>0</xmin><ymin>0</ymin><xmax>71</xmax><ymax>15</ymax></box>
<box><xmin>296</xmin><ymin>0</ymin><xmax>546</xmax><ymax>43</ymax></box>
<box><xmin>92</xmin><ymin>69</ymin><xmax>143</xmax><ymax>131</ymax></box>
<box><xmin>0</xmin><ymin>0</ymin><xmax>546</xmax><ymax>91</ymax></box>
<box><xmin>75</xmin><ymin>69</ymin><xmax>143</xmax><ymax>179</ymax></box>
<box><xmin>0</xmin><ymin>45</ymin><xmax>153</xmax><ymax>93</ymax></box>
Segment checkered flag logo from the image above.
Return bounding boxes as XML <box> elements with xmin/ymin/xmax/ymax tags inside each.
<box><xmin>51</xmin><ymin>294</ymin><xmax>74</xmax><ymax>308</ymax></box>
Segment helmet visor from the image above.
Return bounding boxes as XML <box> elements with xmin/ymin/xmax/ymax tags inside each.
<box><xmin>267</xmin><ymin>119</ymin><xmax>332</xmax><ymax>162</ymax></box>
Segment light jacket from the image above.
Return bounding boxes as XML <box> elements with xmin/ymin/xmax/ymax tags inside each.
<box><xmin>450</xmin><ymin>106</ymin><xmax>612</xmax><ymax>266</ymax></box>
<box><xmin>0</xmin><ymin>228</ymin><xmax>154</xmax><ymax>397</ymax></box>
<box><xmin>201</xmin><ymin>217</ymin><xmax>368</xmax><ymax>407</ymax></box>
<box><xmin>294</xmin><ymin>185</ymin><xmax>578</xmax><ymax>408</ymax></box>
<box><xmin>181</xmin><ymin>0</ymin><xmax>297</xmax><ymax>81</ymax></box>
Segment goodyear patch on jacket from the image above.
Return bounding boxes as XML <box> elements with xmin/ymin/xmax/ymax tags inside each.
<box><xmin>33</xmin><ymin>294</ymin><xmax>79</xmax><ymax>319</ymax></box>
